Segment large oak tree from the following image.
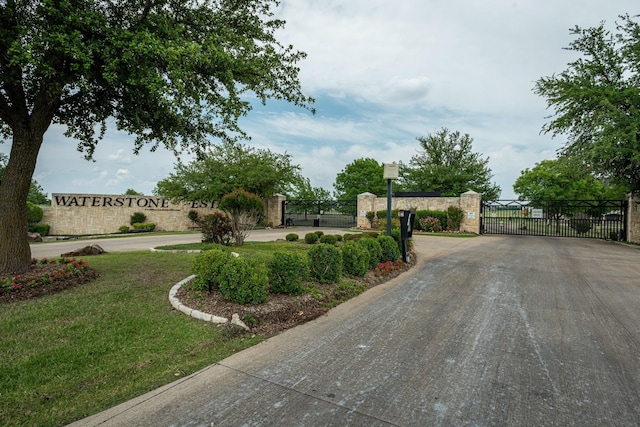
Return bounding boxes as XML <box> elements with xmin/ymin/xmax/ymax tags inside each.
<box><xmin>400</xmin><ymin>128</ymin><xmax>501</xmax><ymax>200</ymax></box>
<box><xmin>0</xmin><ymin>0</ymin><xmax>312</xmax><ymax>273</ymax></box>
<box><xmin>154</xmin><ymin>141</ymin><xmax>301</xmax><ymax>201</ymax></box>
<box><xmin>534</xmin><ymin>15</ymin><xmax>640</xmax><ymax>193</ymax></box>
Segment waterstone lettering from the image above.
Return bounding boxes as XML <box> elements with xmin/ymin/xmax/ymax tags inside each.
<box><xmin>53</xmin><ymin>194</ymin><xmax>213</xmax><ymax>211</ymax></box>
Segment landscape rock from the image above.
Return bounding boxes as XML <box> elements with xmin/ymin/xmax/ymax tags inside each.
<box><xmin>61</xmin><ymin>244</ymin><xmax>106</xmax><ymax>257</ymax></box>
<box><xmin>27</xmin><ymin>232</ymin><xmax>42</xmax><ymax>242</ymax></box>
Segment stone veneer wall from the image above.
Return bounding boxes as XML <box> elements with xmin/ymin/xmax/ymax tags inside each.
<box><xmin>357</xmin><ymin>191</ymin><xmax>482</xmax><ymax>234</ymax></box>
<box><xmin>627</xmin><ymin>193</ymin><xmax>640</xmax><ymax>244</ymax></box>
<box><xmin>41</xmin><ymin>193</ymin><xmax>283</xmax><ymax>235</ymax></box>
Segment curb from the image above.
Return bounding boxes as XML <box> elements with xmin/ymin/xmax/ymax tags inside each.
<box><xmin>168</xmin><ymin>275</ymin><xmax>249</xmax><ymax>330</ymax></box>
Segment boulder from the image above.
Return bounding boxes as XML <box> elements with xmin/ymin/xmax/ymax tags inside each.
<box><xmin>27</xmin><ymin>232</ymin><xmax>43</xmax><ymax>242</ymax></box>
<box><xmin>61</xmin><ymin>244</ymin><xmax>106</xmax><ymax>257</ymax></box>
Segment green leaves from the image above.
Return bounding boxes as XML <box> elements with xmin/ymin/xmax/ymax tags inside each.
<box><xmin>534</xmin><ymin>15</ymin><xmax>640</xmax><ymax>191</ymax></box>
<box><xmin>400</xmin><ymin>128</ymin><xmax>501</xmax><ymax>199</ymax></box>
<box><xmin>155</xmin><ymin>141</ymin><xmax>301</xmax><ymax>202</ymax></box>
<box><xmin>334</xmin><ymin>158</ymin><xmax>387</xmax><ymax>200</ymax></box>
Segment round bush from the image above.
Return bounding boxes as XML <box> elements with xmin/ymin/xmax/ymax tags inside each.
<box><xmin>341</xmin><ymin>241</ymin><xmax>369</xmax><ymax>277</ymax></box>
<box><xmin>319</xmin><ymin>234</ymin><xmax>338</xmax><ymax>245</ymax></box>
<box><xmin>26</xmin><ymin>202</ymin><xmax>43</xmax><ymax>224</ymax></box>
<box><xmin>198</xmin><ymin>212</ymin><xmax>232</xmax><ymax>245</ymax></box>
<box><xmin>285</xmin><ymin>233</ymin><xmax>299</xmax><ymax>242</ymax></box>
<box><xmin>219</xmin><ymin>258</ymin><xmax>269</xmax><ymax>305</ymax></box>
<box><xmin>304</xmin><ymin>232</ymin><xmax>319</xmax><ymax>244</ymax></box>
<box><xmin>268</xmin><ymin>252</ymin><xmax>309</xmax><ymax>295</ymax></box>
<box><xmin>378</xmin><ymin>235</ymin><xmax>401</xmax><ymax>262</ymax></box>
<box><xmin>314</xmin><ymin>230</ymin><xmax>324</xmax><ymax>237</ymax></box>
<box><xmin>130</xmin><ymin>211</ymin><xmax>146</xmax><ymax>226</ymax></box>
<box><xmin>357</xmin><ymin>237</ymin><xmax>383</xmax><ymax>269</ymax></box>
<box><xmin>308</xmin><ymin>243</ymin><xmax>343</xmax><ymax>284</ymax></box>
<box><xmin>191</xmin><ymin>248</ymin><xmax>233</xmax><ymax>291</ymax></box>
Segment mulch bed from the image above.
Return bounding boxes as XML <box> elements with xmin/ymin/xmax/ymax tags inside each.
<box><xmin>0</xmin><ymin>263</ymin><xmax>99</xmax><ymax>304</ymax></box>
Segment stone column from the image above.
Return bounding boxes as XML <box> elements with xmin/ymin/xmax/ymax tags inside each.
<box><xmin>266</xmin><ymin>194</ymin><xmax>286</xmax><ymax>228</ymax></box>
<box><xmin>357</xmin><ymin>192</ymin><xmax>378</xmax><ymax>228</ymax></box>
<box><xmin>627</xmin><ymin>193</ymin><xmax>640</xmax><ymax>243</ymax></box>
<box><xmin>459</xmin><ymin>190</ymin><xmax>481</xmax><ymax>234</ymax></box>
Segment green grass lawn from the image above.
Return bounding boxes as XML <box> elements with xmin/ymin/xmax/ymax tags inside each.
<box><xmin>0</xmin><ymin>251</ymin><xmax>261</xmax><ymax>427</ymax></box>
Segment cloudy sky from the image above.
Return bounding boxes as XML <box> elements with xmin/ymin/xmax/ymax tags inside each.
<box><xmin>2</xmin><ymin>0</ymin><xmax>637</xmax><ymax>199</ymax></box>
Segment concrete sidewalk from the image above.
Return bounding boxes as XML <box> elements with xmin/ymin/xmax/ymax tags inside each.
<box><xmin>68</xmin><ymin>235</ymin><xmax>640</xmax><ymax>426</ymax></box>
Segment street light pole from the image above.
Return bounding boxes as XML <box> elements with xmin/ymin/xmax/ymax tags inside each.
<box><xmin>383</xmin><ymin>163</ymin><xmax>399</xmax><ymax>236</ymax></box>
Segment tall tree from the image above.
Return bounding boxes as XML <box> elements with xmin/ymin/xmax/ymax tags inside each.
<box><xmin>513</xmin><ymin>158</ymin><xmax>627</xmax><ymax>203</ymax></box>
<box><xmin>155</xmin><ymin>141</ymin><xmax>301</xmax><ymax>202</ymax></box>
<box><xmin>288</xmin><ymin>177</ymin><xmax>331</xmax><ymax>201</ymax></box>
<box><xmin>400</xmin><ymin>128</ymin><xmax>501</xmax><ymax>199</ymax></box>
<box><xmin>534</xmin><ymin>15</ymin><xmax>640</xmax><ymax>192</ymax></box>
<box><xmin>0</xmin><ymin>0</ymin><xmax>312</xmax><ymax>273</ymax></box>
<box><xmin>333</xmin><ymin>158</ymin><xmax>388</xmax><ymax>200</ymax></box>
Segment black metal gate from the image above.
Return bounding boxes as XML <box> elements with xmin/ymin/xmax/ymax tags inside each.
<box><xmin>481</xmin><ymin>200</ymin><xmax>627</xmax><ymax>240</ymax></box>
<box><xmin>282</xmin><ymin>200</ymin><xmax>357</xmax><ymax>228</ymax></box>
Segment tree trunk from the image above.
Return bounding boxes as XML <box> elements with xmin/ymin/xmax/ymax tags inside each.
<box><xmin>0</xmin><ymin>129</ymin><xmax>45</xmax><ymax>274</ymax></box>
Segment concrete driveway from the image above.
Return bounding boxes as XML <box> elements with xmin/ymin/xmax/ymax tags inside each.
<box><xmin>68</xmin><ymin>235</ymin><xmax>640</xmax><ymax>426</ymax></box>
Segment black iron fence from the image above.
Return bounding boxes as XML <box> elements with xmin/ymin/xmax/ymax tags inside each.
<box><xmin>481</xmin><ymin>200</ymin><xmax>627</xmax><ymax>240</ymax></box>
<box><xmin>282</xmin><ymin>200</ymin><xmax>357</xmax><ymax>228</ymax></box>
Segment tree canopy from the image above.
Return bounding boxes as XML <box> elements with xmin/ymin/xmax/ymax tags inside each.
<box><xmin>333</xmin><ymin>158</ymin><xmax>388</xmax><ymax>200</ymax></box>
<box><xmin>154</xmin><ymin>141</ymin><xmax>301</xmax><ymax>202</ymax></box>
<box><xmin>288</xmin><ymin>177</ymin><xmax>331</xmax><ymax>201</ymax></box>
<box><xmin>534</xmin><ymin>15</ymin><xmax>640</xmax><ymax>192</ymax></box>
<box><xmin>513</xmin><ymin>158</ymin><xmax>628</xmax><ymax>204</ymax></box>
<box><xmin>399</xmin><ymin>128</ymin><xmax>501</xmax><ymax>199</ymax></box>
<box><xmin>0</xmin><ymin>0</ymin><xmax>312</xmax><ymax>273</ymax></box>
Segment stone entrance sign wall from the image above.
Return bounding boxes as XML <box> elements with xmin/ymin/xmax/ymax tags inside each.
<box><xmin>42</xmin><ymin>193</ymin><xmax>282</xmax><ymax>235</ymax></box>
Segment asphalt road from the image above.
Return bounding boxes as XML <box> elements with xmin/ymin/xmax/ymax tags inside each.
<box><xmin>68</xmin><ymin>235</ymin><xmax>640</xmax><ymax>426</ymax></box>
<box><xmin>30</xmin><ymin>227</ymin><xmax>347</xmax><ymax>259</ymax></box>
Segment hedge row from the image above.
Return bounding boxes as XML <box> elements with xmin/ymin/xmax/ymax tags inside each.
<box><xmin>191</xmin><ymin>234</ymin><xmax>403</xmax><ymax>305</ymax></box>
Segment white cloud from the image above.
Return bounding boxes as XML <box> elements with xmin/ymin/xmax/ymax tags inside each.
<box><xmin>2</xmin><ymin>0</ymin><xmax>636</xmax><ymax>201</ymax></box>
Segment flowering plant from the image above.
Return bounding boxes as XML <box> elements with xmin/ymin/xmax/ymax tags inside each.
<box><xmin>1</xmin><ymin>258</ymin><xmax>90</xmax><ymax>295</ymax></box>
<box><xmin>419</xmin><ymin>216</ymin><xmax>442</xmax><ymax>232</ymax></box>
<box><xmin>374</xmin><ymin>260</ymin><xmax>405</xmax><ymax>277</ymax></box>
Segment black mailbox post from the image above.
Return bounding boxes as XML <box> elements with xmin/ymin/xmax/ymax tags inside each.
<box><xmin>398</xmin><ymin>209</ymin><xmax>415</xmax><ymax>262</ymax></box>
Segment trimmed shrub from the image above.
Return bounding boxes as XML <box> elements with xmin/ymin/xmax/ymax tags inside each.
<box><xmin>569</xmin><ymin>212</ymin><xmax>593</xmax><ymax>235</ymax></box>
<box><xmin>198</xmin><ymin>212</ymin><xmax>233</xmax><ymax>245</ymax></box>
<box><xmin>285</xmin><ymin>233</ymin><xmax>299</xmax><ymax>242</ymax></box>
<box><xmin>192</xmin><ymin>248</ymin><xmax>234</xmax><ymax>291</ymax></box>
<box><xmin>118</xmin><ymin>225</ymin><xmax>130</xmax><ymax>233</ymax></box>
<box><xmin>130</xmin><ymin>212</ymin><xmax>146</xmax><ymax>225</ymax></box>
<box><xmin>28</xmin><ymin>223</ymin><xmax>50</xmax><ymax>236</ymax></box>
<box><xmin>187</xmin><ymin>210</ymin><xmax>199</xmax><ymax>223</ymax></box>
<box><xmin>419</xmin><ymin>216</ymin><xmax>442</xmax><ymax>232</ymax></box>
<box><xmin>268</xmin><ymin>252</ymin><xmax>308</xmax><ymax>295</ymax></box>
<box><xmin>378</xmin><ymin>235</ymin><xmax>401</xmax><ymax>262</ymax></box>
<box><xmin>446</xmin><ymin>206</ymin><xmax>464</xmax><ymax>231</ymax></box>
<box><xmin>319</xmin><ymin>234</ymin><xmax>339</xmax><ymax>245</ymax></box>
<box><xmin>308</xmin><ymin>244</ymin><xmax>343</xmax><ymax>284</ymax></box>
<box><xmin>314</xmin><ymin>230</ymin><xmax>324</xmax><ymax>237</ymax></box>
<box><xmin>357</xmin><ymin>238</ymin><xmax>383</xmax><ymax>269</ymax></box>
<box><xmin>219</xmin><ymin>258</ymin><xmax>269</xmax><ymax>305</ymax></box>
<box><xmin>415</xmin><ymin>210</ymin><xmax>447</xmax><ymax>231</ymax></box>
<box><xmin>391</xmin><ymin>228</ymin><xmax>402</xmax><ymax>253</ymax></box>
<box><xmin>341</xmin><ymin>240</ymin><xmax>369</xmax><ymax>277</ymax></box>
<box><xmin>304</xmin><ymin>232</ymin><xmax>319</xmax><ymax>244</ymax></box>
<box><xmin>26</xmin><ymin>202</ymin><xmax>44</xmax><ymax>224</ymax></box>
<box><xmin>132</xmin><ymin>222</ymin><xmax>156</xmax><ymax>232</ymax></box>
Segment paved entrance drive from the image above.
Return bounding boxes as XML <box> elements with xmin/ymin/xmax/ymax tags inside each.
<box><xmin>70</xmin><ymin>236</ymin><xmax>640</xmax><ymax>426</ymax></box>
